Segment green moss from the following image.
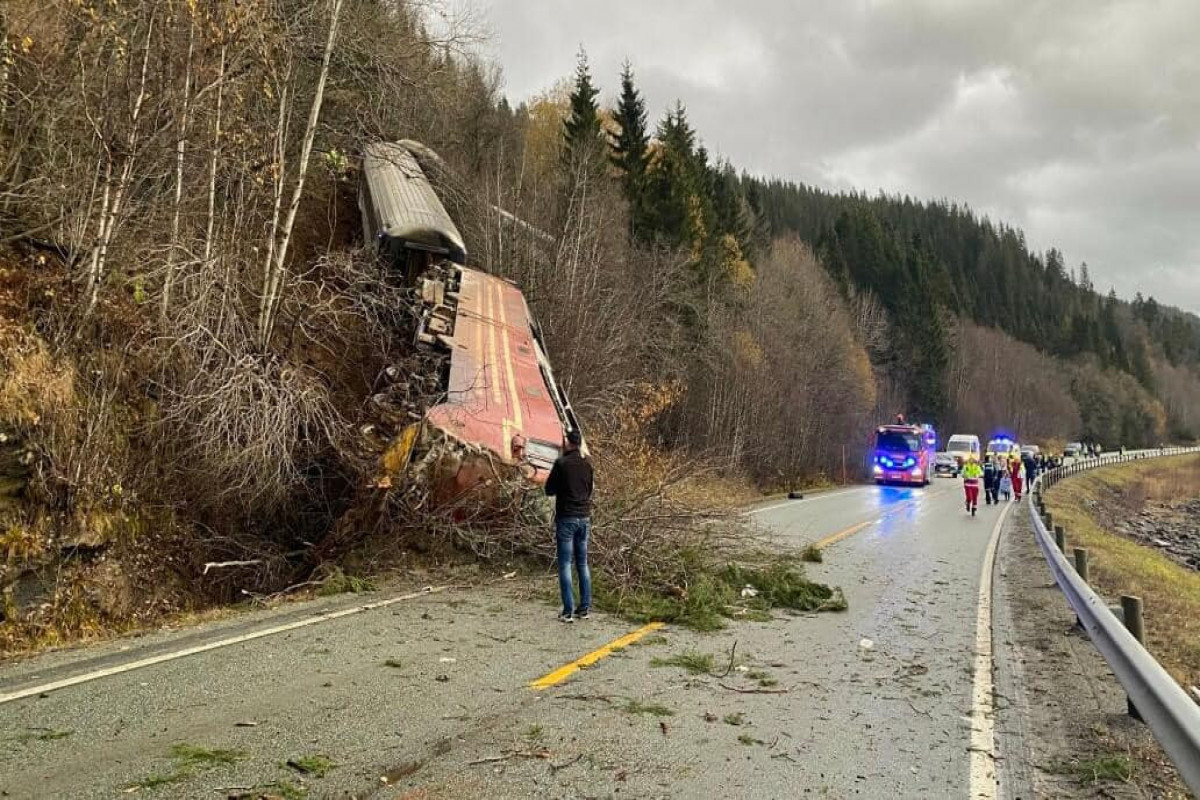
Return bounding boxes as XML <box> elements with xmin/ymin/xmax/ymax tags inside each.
<box><xmin>621</xmin><ymin>698</ymin><xmax>674</xmax><ymax>717</ymax></box>
<box><xmin>317</xmin><ymin>568</ymin><xmax>377</xmax><ymax>596</ymax></box>
<box><xmin>129</xmin><ymin>772</ymin><xmax>189</xmax><ymax>790</ymax></box>
<box><xmin>650</xmin><ymin>650</ymin><xmax>715</xmax><ymax>675</ymax></box>
<box><xmin>169</xmin><ymin>743</ymin><xmax>245</xmax><ymax>767</ymax></box>
<box><xmin>286</xmin><ymin>754</ymin><xmax>335</xmax><ymax>778</ymax></box>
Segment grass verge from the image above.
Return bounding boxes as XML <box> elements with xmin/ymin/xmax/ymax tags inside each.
<box><xmin>1046</xmin><ymin>754</ymin><xmax>1135</xmax><ymax>785</ymax></box>
<box><xmin>1045</xmin><ymin>455</ymin><xmax>1200</xmax><ymax>688</ymax></box>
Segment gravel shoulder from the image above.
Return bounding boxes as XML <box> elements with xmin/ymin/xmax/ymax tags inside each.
<box><xmin>992</xmin><ymin>503</ymin><xmax>1191</xmax><ymax>799</ymax></box>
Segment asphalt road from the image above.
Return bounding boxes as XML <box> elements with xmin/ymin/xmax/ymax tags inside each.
<box><xmin>0</xmin><ymin>477</ymin><xmax>1024</xmax><ymax>799</ymax></box>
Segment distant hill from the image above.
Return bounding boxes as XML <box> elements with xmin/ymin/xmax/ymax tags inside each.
<box><xmin>738</xmin><ymin>176</ymin><xmax>1200</xmax><ymax>377</ymax></box>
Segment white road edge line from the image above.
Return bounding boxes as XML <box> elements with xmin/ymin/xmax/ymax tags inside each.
<box><xmin>0</xmin><ymin>585</ymin><xmax>450</xmax><ymax>706</ymax></box>
<box><xmin>969</xmin><ymin>502</ymin><xmax>1012</xmax><ymax>799</ymax></box>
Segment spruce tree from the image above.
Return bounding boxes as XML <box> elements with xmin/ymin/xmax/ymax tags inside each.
<box><xmin>610</xmin><ymin>61</ymin><xmax>650</xmax><ymax>235</ymax></box>
<box><xmin>610</xmin><ymin>62</ymin><xmax>648</xmax><ymax>185</ymax></box>
<box><xmin>642</xmin><ymin>103</ymin><xmax>703</xmax><ymax>246</ymax></box>
<box><xmin>564</xmin><ymin>49</ymin><xmax>601</xmax><ymax>156</ymax></box>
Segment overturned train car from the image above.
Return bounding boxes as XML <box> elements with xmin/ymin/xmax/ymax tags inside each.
<box><xmin>359</xmin><ymin>141</ymin><xmax>583</xmax><ymax>507</ymax></box>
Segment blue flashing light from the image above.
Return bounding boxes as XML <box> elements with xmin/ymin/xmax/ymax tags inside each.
<box><xmin>876</xmin><ymin>453</ymin><xmax>917</xmax><ymax>470</ymax></box>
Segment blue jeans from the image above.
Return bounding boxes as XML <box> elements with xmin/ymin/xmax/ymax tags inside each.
<box><xmin>555</xmin><ymin>517</ymin><xmax>591</xmax><ymax>616</ymax></box>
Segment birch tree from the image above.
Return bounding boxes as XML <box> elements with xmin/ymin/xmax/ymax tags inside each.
<box><xmin>161</xmin><ymin>11</ymin><xmax>197</xmax><ymax>320</ymax></box>
<box><xmin>83</xmin><ymin>9</ymin><xmax>157</xmax><ymax>317</ymax></box>
<box><xmin>257</xmin><ymin>0</ymin><xmax>344</xmax><ymax>351</ymax></box>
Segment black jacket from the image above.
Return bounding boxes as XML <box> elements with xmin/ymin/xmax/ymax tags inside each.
<box><xmin>545</xmin><ymin>449</ymin><xmax>594</xmax><ymax>519</ymax></box>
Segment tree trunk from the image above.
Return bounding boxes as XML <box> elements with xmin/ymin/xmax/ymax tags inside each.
<box><xmin>257</xmin><ymin>0</ymin><xmax>344</xmax><ymax>351</ymax></box>
<box><xmin>85</xmin><ymin>13</ymin><xmax>155</xmax><ymax>317</ymax></box>
<box><xmin>162</xmin><ymin>16</ymin><xmax>196</xmax><ymax>320</ymax></box>
<box><xmin>203</xmin><ymin>43</ymin><xmax>226</xmax><ymax>264</ymax></box>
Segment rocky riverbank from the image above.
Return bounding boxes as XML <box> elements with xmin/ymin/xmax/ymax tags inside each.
<box><xmin>1111</xmin><ymin>497</ymin><xmax>1200</xmax><ymax>572</ymax></box>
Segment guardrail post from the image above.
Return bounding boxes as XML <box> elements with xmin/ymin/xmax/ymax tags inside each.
<box><xmin>1070</xmin><ymin>547</ymin><xmax>1091</xmax><ymax>630</ymax></box>
<box><xmin>1054</xmin><ymin>525</ymin><xmax>1066</xmax><ymax>553</ymax></box>
<box><xmin>1073</xmin><ymin>547</ymin><xmax>1089</xmax><ymax>582</ymax></box>
<box><xmin>1121</xmin><ymin>595</ymin><xmax>1146</xmax><ymax>722</ymax></box>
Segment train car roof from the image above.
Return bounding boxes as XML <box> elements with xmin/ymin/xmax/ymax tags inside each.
<box><xmin>425</xmin><ymin>267</ymin><xmax>566</xmax><ymax>465</ymax></box>
<box><xmin>361</xmin><ymin>141</ymin><xmax>466</xmax><ymax>263</ymax></box>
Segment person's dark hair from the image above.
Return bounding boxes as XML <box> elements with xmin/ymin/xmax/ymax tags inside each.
<box><xmin>567</xmin><ymin>429</ymin><xmax>583</xmax><ymax>447</ymax></box>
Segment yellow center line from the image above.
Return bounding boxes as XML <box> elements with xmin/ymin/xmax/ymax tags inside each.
<box><xmin>811</xmin><ymin>488</ymin><xmax>947</xmax><ymax>550</ymax></box>
<box><xmin>530</xmin><ymin>622</ymin><xmax>666</xmax><ymax>690</ymax></box>
<box><xmin>813</xmin><ymin>520</ymin><xmax>874</xmax><ymax>549</ymax></box>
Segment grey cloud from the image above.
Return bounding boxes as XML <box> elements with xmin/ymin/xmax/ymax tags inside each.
<box><xmin>480</xmin><ymin>0</ymin><xmax>1200</xmax><ymax>312</ymax></box>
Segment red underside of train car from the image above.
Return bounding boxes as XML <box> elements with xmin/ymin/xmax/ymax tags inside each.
<box><xmin>424</xmin><ymin>268</ymin><xmax>564</xmax><ymax>486</ymax></box>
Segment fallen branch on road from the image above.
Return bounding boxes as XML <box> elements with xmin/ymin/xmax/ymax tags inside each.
<box><xmin>465</xmin><ymin>754</ymin><xmax>509</xmax><ymax>766</ymax></box>
<box><xmin>550</xmin><ymin>753</ymin><xmax>583</xmax><ymax>772</ymax></box>
<box><xmin>717</xmin><ymin>640</ymin><xmax>738</xmax><ymax>678</ymax></box>
<box><xmin>718</xmin><ymin>682</ymin><xmax>790</xmax><ymax>694</ymax></box>
<box><xmin>466</xmin><ymin>749</ymin><xmax>551</xmax><ymax>767</ymax></box>
<box><xmin>557</xmin><ymin>693</ymin><xmax>616</xmax><ymax>704</ymax></box>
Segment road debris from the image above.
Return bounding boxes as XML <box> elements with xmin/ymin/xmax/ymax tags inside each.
<box><xmin>550</xmin><ymin>753</ymin><xmax>584</xmax><ymax>772</ymax></box>
<box><xmin>719</xmin><ymin>682</ymin><xmax>790</xmax><ymax>694</ymax></box>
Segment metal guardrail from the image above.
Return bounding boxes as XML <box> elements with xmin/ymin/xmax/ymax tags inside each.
<box><xmin>1030</xmin><ymin>446</ymin><xmax>1200</xmax><ymax>793</ymax></box>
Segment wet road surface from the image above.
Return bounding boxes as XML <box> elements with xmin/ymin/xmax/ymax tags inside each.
<box><xmin>0</xmin><ymin>478</ymin><xmax>1023</xmax><ymax>799</ymax></box>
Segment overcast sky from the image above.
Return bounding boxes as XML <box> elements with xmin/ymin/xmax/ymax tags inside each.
<box><xmin>477</xmin><ymin>0</ymin><xmax>1200</xmax><ymax>314</ymax></box>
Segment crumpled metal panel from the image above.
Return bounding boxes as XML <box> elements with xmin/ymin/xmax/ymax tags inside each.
<box><xmin>425</xmin><ymin>267</ymin><xmax>566</xmax><ymax>485</ymax></box>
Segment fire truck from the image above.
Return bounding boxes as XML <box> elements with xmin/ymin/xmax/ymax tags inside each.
<box><xmin>872</xmin><ymin>423</ymin><xmax>937</xmax><ymax>486</ymax></box>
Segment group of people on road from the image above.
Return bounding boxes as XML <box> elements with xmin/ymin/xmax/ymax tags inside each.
<box><xmin>963</xmin><ymin>450</ymin><xmax>1048</xmax><ymax>515</ymax></box>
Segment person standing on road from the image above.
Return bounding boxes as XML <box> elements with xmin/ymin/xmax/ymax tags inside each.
<box><xmin>1009</xmin><ymin>456</ymin><xmax>1024</xmax><ymax>501</ymax></box>
<box><xmin>983</xmin><ymin>455</ymin><xmax>999</xmax><ymax>505</ymax></box>
<box><xmin>1022</xmin><ymin>451</ymin><xmax>1038</xmax><ymax>489</ymax></box>
<box><xmin>962</xmin><ymin>458</ymin><xmax>983</xmax><ymax>516</ymax></box>
<box><xmin>999</xmin><ymin>464</ymin><xmax>1013</xmax><ymax>501</ymax></box>
<box><xmin>545</xmin><ymin>429</ymin><xmax>594</xmax><ymax>623</ymax></box>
